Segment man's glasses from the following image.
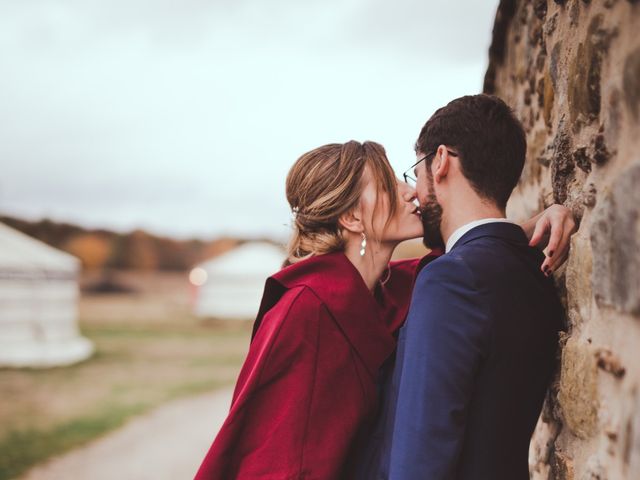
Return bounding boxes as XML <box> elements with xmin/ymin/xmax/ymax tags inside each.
<box><xmin>402</xmin><ymin>149</ymin><xmax>459</xmax><ymax>188</ymax></box>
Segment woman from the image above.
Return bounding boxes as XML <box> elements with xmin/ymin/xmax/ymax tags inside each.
<box><xmin>194</xmin><ymin>141</ymin><xmax>573</xmax><ymax>480</ymax></box>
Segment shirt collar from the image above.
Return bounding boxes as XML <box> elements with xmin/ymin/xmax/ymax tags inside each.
<box><xmin>445</xmin><ymin>218</ymin><xmax>514</xmax><ymax>253</ymax></box>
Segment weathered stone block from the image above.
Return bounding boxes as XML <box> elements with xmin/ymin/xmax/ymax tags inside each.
<box><xmin>485</xmin><ymin>1</ymin><xmax>640</xmax><ymax>477</ymax></box>
<box><xmin>567</xmin><ymin>16</ymin><xmax>615</xmax><ymax>131</ymax></box>
<box><xmin>570</xmin><ymin>0</ymin><xmax>581</xmax><ymax>26</ymax></box>
<box><xmin>583</xmin><ymin>455</ymin><xmax>606</xmax><ymax>479</ymax></box>
<box><xmin>565</xmin><ymin>234</ymin><xmax>593</xmax><ymax>325</ymax></box>
<box><xmin>605</xmin><ymin>90</ymin><xmax>622</xmax><ymax>147</ymax></box>
<box><xmin>550</xmin><ymin>124</ymin><xmax>574</xmax><ymax>204</ymax></box>
<box><xmin>544</xmin><ymin>70</ymin><xmax>555</xmax><ymax>128</ymax></box>
<box><xmin>591</xmin><ymin>131</ymin><xmax>611</xmax><ymax>165</ymax></box>
<box><xmin>544</xmin><ymin>12</ymin><xmax>559</xmax><ymax>38</ymax></box>
<box><xmin>551</xmin><ymin>449</ymin><xmax>575</xmax><ymax>479</ymax></box>
<box><xmin>573</xmin><ymin>147</ymin><xmax>592</xmax><ymax>173</ymax></box>
<box><xmin>595</xmin><ymin>348</ymin><xmax>626</xmax><ymax>378</ymax></box>
<box><xmin>550</xmin><ymin>42</ymin><xmax>561</xmax><ymax>89</ymax></box>
<box><xmin>534</xmin><ymin>0</ymin><xmax>547</xmax><ymax>20</ymax></box>
<box><xmin>591</xmin><ymin>161</ymin><xmax>640</xmax><ymax>315</ymax></box>
<box><xmin>583</xmin><ymin>182</ymin><xmax>597</xmax><ymax>208</ymax></box>
<box><xmin>630</xmin><ymin>412</ymin><xmax>640</xmax><ymax>475</ymax></box>
<box><xmin>623</xmin><ymin>47</ymin><xmax>640</xmax><ymax>121</ymax></box>
<box><xmin>557</xmin><ymin>337</ymin><xmax>599</xmax><ymax>438</ymax></box>
<box><xmin>524</xmin><ymin>128</ymin><xmax>547</xmax><ymax>183</ymax></box>
<box><xmin>622</xmin><ymin>388</ymin><xmax>640</xmax><ymax>474</ymax></box>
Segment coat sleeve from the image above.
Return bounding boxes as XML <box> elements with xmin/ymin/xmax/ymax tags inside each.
<box><xmin>194</xmin><ymin>286</ymin><xmax>322</xmax><ymax>480</ymax></box>
<box><xmin>388</xmin><ymin>256</ymin><xmax>492</xmax><ymax>480</ymax></box>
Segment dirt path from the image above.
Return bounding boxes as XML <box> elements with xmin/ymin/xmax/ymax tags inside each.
<box><xmin>19</xmin><ymin>388</ymin><xmax>233</xmax><ymax>480</ymax></box>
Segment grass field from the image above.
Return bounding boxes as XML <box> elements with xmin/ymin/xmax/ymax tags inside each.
<box><xmin>0</xmin><ymin>271</ymin><xmax>252</xmax><ymax>480</ymax></box>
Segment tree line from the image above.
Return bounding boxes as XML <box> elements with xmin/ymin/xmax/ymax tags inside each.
<box><xmin>1</xmin><ymin>216</ymin><xmax>248</xmax><ymax>271</ymax></box>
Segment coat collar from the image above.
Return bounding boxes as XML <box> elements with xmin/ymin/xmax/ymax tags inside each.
<box><xmin>451</xmin><ymin>222</ymin><xmax>528</xmax><ymax>251</ymax></box>
<box><xmin>275</xmin><ymin>252</ymin><xmax>394</xmax><ymax>377</ymax></box>
<box><xmin>253</xmin><ymin>251</ymin><xmax>439</xmax><ymax>377</ymax></box>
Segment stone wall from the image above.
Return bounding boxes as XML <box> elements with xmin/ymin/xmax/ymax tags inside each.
<box><xmin>484</xmin><ymin>0</ymin><xmax>640</xmax><ymax>478</ymax></box>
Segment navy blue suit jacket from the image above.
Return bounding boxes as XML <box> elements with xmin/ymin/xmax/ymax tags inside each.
<box><xmin>357</xmin><ymin>222</ymin><xmax>564</xmax><ymax>480</ymax></box>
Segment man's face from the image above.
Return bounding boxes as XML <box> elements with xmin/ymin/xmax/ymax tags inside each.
<box><xmin>415</xmin><ymin>151</ymin><xmax>445</xmax><ymax>250</ymax></box>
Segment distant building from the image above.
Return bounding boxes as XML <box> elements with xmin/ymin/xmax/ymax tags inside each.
<box><xmin>0</xmin><ymin>222</ymin><xmax>93</xmax><ymax>367</ymax></box>
<box><xmin>190</xmin><ymin>242</ymin><xmax>285</xmax><ymax>320</ymax></box>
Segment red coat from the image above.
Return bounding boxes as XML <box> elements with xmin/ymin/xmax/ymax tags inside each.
<box><xmin>194</xmin><ymin>251</ymin><xmax>441</xmax><ymax>480</ymax></box>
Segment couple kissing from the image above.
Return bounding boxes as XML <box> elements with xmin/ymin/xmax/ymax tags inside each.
<box><xmin>195</xmin><ymin>94</ymin><xmax>572</xmax><ymax>480</ymax></box>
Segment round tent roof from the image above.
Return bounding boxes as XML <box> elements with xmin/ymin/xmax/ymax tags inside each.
<box><xmin>198</xmin><ymin>242</ymin><xmax>285</xmax><ymax>277</ymax></box>
<box><xmin>0</xmin><ymin>222</ymin><xmax>79</xmax><ymax>273</ymax></box>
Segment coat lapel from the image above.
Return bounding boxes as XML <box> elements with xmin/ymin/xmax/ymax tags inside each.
<box><xmin>253</xmin><ymin>250</ymin><xmax>443</xmax><ymax>377</ymax></box>
<box><xmin>275</xmin><ymin>252</ymin><xmax>394</xmax><ymax>377</ymax></box>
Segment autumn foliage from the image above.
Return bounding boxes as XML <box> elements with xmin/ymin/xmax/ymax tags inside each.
<box><xmin>1</xmin><ymin>216</ymin><xmax>243</xmax><ymax>271</ymax></box>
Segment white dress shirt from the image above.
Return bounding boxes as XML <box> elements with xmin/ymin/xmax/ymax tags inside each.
<box><xmin>445</xmin><ymin>218</ymin><xmax>514</xmax><ymax>253</ymax></box>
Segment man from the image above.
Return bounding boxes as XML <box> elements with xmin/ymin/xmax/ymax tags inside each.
<box><xmin>359</xmin><ymin>94</ymin><xmax>565</xmax><ymax>479</ymax></box>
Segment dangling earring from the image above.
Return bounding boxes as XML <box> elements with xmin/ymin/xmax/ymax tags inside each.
<box><xmin>360</xmin><ymin>232</ymin><xmax>367</xmax><ymax>257</ymax></box>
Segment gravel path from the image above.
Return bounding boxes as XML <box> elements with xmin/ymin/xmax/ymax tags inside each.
<box><xmin>19</xmin><ymin>388</ymin><xmax>233</xmax><ymax>480</ymax></box>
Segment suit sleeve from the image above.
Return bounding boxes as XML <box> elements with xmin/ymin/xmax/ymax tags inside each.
<box><xmin>388</xmin><ymin>256</ymin><xmax>491</xmax><ymax>480</ymax></box>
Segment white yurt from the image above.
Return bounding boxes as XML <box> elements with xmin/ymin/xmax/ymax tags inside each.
<box><xmin>191</xmin><ymin>242</ymin><xmax>285</xmax><ymax>320</ymax></box>
<box><xmin>0</xmin><ymin>222</ymin><xmax>93</xmax><ymax>367</ymax></box>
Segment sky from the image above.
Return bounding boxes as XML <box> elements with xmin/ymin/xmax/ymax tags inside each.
<box><xmin>0</xmin><ymin>0</ymin><xmax>500</xmax><ymax>240</ymax></box>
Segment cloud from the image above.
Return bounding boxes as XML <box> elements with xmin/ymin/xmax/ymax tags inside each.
<box><xmin>0</xmin><ymin>0</ymin><xmax>498</xmax><ymax>238</ymax></box>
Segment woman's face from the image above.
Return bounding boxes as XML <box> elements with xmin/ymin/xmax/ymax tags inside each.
<box><xmin>359</xmin><ymin>167</ymin><xmax>424</xmax><ymax>244</ymax></box>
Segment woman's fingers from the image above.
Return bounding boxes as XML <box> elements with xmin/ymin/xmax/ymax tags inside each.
<box><xmin>541</xmin><ymin>252</ymin><xmax>555</xmax><ymax>275</ymax></box>
<box><xmin>542</xmin><ymin>216</ymin><xmax>577</xmax><ymax>274</ymax></box>
<box><xmin>531</xmin><ymin>204</ymin><xmax>577</xmax><ymax>275</ymax></box>
<box><xmin>544</xmin><ymin>214</ymin><xmax>564</xmax><ymax>259</ymax></box>
<box><xmin>553</xmin><ymin>248</ymin><xmax>570</xmax><ymax>273</ymax></box>
<box><xmin>549</xmin><ymin>231</ymin><xmax>573</xmax><ymax>271</ymax></box>
<box><xmin>529</xmin><ymin>216</ymin><xmax>549</xmax><ymax>248</ymax></box>
<box><xmin>543</xmin><ymin>245</ymin><xmax>567</xmax><ymax>274</ymax></box>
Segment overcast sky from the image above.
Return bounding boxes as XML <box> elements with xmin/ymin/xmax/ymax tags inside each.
<box><xmin>0</xmin><ymin>0</ymin><xmax>499</xmax><ymax>240</ymax></box>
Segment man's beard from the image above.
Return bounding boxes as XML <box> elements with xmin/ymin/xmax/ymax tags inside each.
<box><xmin>420</xmin><ymin>172</ymin><xmax>445</xmax><ymax>251</ymax></box>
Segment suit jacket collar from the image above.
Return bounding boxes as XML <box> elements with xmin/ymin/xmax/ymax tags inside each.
<box><xmin>446</xmin><ymin>218</ymin><xmax>514</xmax><ymax>252</ymax></box>
<box><xmin>380</xmin><ymin>249</ymin><xmax>443</xmax><ymax>334</ymax></box>
<box><xmin>451</xmin><ymin>222</ymin><xmax>529</xmax><ymax>251</ymax></box>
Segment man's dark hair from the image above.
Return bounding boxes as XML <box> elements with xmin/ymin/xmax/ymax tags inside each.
<box><xmin>415</xmin><ymin>94</ymin><xmax>526</xmax><ymax>210</ymax></box>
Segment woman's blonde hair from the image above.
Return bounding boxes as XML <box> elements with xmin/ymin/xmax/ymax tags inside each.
<box><xmin>285</xmin><ymin>140</ymin><xmax>398</xmax><ymax>266</ymax></box>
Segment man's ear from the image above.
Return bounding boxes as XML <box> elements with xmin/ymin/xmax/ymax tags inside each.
<box><xmin>338</xmin><ymin>208</ymin><xmax>364</xmax><ymax>234</ymax></box>
<box><xmin>433</xmin><ymin>144</ymin><xmax>451</xmax><ymax>183</ymax></box>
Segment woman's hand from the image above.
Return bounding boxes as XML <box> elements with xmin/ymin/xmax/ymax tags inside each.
<box><xmin>521</xmin><ymin>204</ymin><xmax>577</xmax><ymax>276</ymax></box>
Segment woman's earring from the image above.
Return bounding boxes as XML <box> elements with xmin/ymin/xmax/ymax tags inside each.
<box><xmin>360</xmin><ymin>232</ymin><xmax>367</xmax><ymax>257</ymax></box>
